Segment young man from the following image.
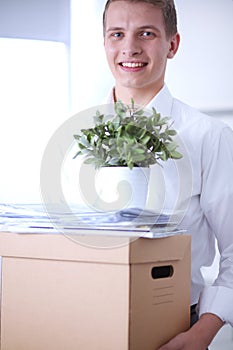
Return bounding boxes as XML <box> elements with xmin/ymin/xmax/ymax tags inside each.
<box><xmin>103</xmin><ymin>0</ymin><xmax>233</xmax><ymax>349</ymax></box>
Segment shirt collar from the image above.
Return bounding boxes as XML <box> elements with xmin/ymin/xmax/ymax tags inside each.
<box><xmin>146</xmin><ymin>85</ymin><xmax>173</xmax><ymax>118</ymax></box>
<box><xmin>106</xmin><ymin>85</ymin><xmax>173</xmax><ymax>118</ymax></box>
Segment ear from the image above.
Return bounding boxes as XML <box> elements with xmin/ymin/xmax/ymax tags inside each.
<box><xmin>167</xmin><ymin>33</ymin><xmax>180</xmax><ymax>59</ymax></box>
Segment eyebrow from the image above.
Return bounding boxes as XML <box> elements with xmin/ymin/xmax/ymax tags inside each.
<box><xmin>106</xmin><ymin>27</ymin><xmax>124</xmax><ymax>32</ymax></box>
<box><xmin>106</xmin><ymin>25</ymin><xmax>161</xmax><ymax>34</ymax></box>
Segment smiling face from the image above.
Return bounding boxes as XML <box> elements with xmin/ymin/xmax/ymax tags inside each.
<box><xmin>104</xmin><ymin>1</ymin><xmax>180</xmax><ymax>104</ymax></box>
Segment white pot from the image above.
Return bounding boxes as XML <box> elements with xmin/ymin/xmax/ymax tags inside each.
<box><xmin>94</xmin><ymin>167</ymin><xmax>150</xmax><ymax>211</ymax></box>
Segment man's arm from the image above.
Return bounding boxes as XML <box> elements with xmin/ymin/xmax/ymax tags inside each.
<box><xmin>158</xmin><ymin>313</ymin><xmax>224</xmax><ymax>350</ymax></box>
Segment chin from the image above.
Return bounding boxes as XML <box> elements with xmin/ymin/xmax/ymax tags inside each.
<box><xmin>118</xmin><ymin>78</ymin><xmax>145</xmax><ymax>89</ymax></box>
<box><xmin>123</xmin><ymin>83</ymin><xmax>149</xmax><ymax>90</ymax></box>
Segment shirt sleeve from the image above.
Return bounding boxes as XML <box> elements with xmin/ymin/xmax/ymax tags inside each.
<box><xmin>199</xmin><ymin>286</ymin><xmax>233</xmax><ymax>326</ymax></box>
<box><xmin>198</xmin><ymin>125</ymin><xmax>233</xmax><ymax>325</ymax></box>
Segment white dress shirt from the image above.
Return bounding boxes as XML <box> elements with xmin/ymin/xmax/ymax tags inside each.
<box><xmin>106</xmin><ymin>85</ymin><xmax>233</xmax><ymax>325</ymax></box>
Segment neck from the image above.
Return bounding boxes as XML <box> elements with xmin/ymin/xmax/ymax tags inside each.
<box><xmin>114</xmin><ymin>84</ymin><xmax>164</xmax><ymax>107</ymax></box>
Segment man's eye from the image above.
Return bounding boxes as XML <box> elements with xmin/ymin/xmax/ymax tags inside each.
<box><xmin>112</xmin><ymin>32</ymin><xmax>123</xmax><ymax>38</ymax></box>
<box><xmin>141</xmin><ymin>31</ymin><xmax>155</xmax><ymax>38</ymax></box>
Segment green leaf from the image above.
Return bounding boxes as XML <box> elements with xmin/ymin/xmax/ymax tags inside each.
<box><xmin>140</xmin><ymin>135</ymin><xmax>151</xmax><ymax>145</ymax></box>
<box><xmin>170</xmin><ymin>150</ymin><xmax>183</xmax><ymax>159</ymax></box>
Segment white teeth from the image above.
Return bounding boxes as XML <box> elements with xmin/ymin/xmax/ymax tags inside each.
<box><xmin>122</xmin><ymin>62</ymin><xmax>145</xmax><ymax>68</ymax></box>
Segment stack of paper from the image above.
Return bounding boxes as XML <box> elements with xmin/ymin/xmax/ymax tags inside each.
<box><xmin>0</xmin><ymin>204</ymin><xmax>186</xmax><ymax>237</ymax></box>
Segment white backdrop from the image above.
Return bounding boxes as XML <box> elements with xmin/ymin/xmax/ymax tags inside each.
<box><xmin>0</xmin><ymin>39</ymin><xmax>69</xmax><ymax>202</ymax></box>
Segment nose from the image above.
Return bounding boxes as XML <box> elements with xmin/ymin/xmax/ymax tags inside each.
<box><xmin>122</xmin><ymin>47</ymin><xmax>142</xmax><ymax>56</ymax></box>
<box><xmin>122</xmin><ymin>35</ymin><xmax>142</xmax><ymax>56</ymax></box>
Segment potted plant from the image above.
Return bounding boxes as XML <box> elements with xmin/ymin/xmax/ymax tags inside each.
<box><xmin>73</xmin><ymin>100</ymin><xmax>182</xmax><ymax>210</ymax></box>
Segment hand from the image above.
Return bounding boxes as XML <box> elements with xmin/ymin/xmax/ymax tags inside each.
<box><xmin>157</xmin><ymin>313</ymin><xmax>224</xmax><ymax>350</ymax></box>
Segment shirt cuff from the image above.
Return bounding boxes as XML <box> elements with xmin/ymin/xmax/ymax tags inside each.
<box><xmin>198</xmin><ymin>285</ymin><xmax>233</xmax><ymax>326</ymax></box>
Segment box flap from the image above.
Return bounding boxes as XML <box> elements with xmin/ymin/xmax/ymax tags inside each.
<box><xmin>0</xmin><ymin>231</ymin><xmax>131</xmax><ymax>263</ymax></box>
<box><xmin>0</xmin><ymin>232</ymin><xmax>191</xmax><ymax>265</ymax></box>
<box><xmin>129</xmin><ymin>235</ymin><xmax>191</xmax><ymax>264</ymax></box>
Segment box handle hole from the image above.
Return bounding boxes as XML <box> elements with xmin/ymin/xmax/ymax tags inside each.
<box><xmin>151</xmin><ymin>265</ymin><xmax>174</xmax><ymax>279</ymax></box>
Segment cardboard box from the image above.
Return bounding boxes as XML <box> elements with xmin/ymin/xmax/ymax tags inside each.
<box><xmin>0</xmin><ymin>231</ymin><xmax>191</xmax><ymax>350</ymax></box>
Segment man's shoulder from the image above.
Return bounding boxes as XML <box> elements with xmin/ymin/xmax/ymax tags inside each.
<box><xmin>172</xmin><ymin>97</ymin><xmax>228</xmax><ymax>133</ymax></box>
